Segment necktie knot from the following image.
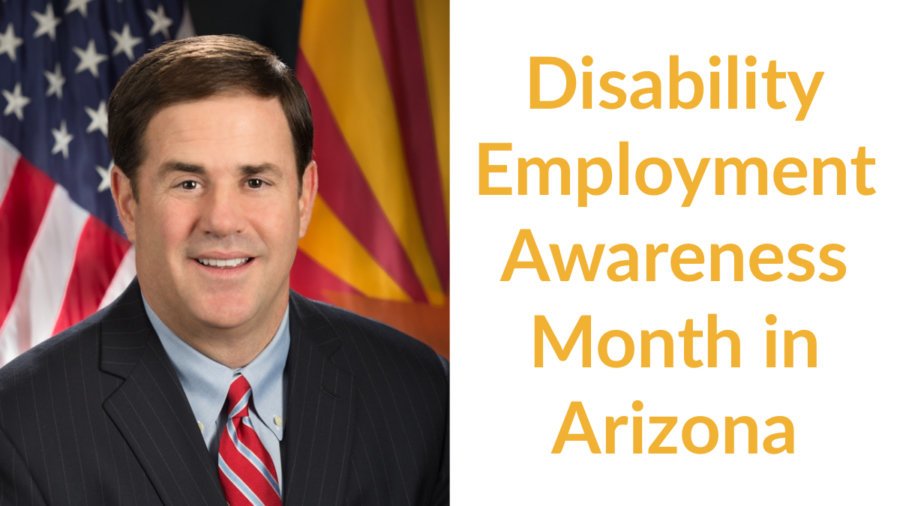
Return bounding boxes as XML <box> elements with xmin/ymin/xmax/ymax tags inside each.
<box><xmin>225</xmin><ymin>374</ymin><xmax>252</xmax><ymax>420</ymax></box>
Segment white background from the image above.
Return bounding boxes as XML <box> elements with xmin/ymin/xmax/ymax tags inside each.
<box><xmin>451</xmin><ymin>1</ymin><xmax>900</xmax><ymax>503</ymax></box>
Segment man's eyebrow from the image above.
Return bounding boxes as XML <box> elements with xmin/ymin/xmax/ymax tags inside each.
<box><xmin>157</xmin><ymin>162</ymin><xmax>284</xmax><ymax>178</ymax></box>
<box><xmin>240</xmin><ymin>163</ymin><xmax>283</xmax><ymax>177</ymax></box>
<box><xmin>159</xmin><ymin>161</ymin><xmax>205</xmax><ymax>175</ymax></box>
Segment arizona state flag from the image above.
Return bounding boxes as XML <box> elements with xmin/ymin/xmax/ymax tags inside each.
<box><xmin>293</xmin><ymin>0</ymin><xmax>449</xmax><ymax>356</ymax></box>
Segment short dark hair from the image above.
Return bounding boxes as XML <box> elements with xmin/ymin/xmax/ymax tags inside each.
<box><xmin>107</xmin><ymin>35</ymin><xmax>313</xmax><ymax>197</ymax></box>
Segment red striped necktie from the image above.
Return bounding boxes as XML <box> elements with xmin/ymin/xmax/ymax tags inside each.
<box><xmin>217</xmin><ymin>374</ymin><xmax>282</xmax><ymax>506</ymax></box>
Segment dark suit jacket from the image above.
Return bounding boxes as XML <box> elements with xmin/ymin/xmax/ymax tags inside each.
<box><xmin>0</xmin><ymin>281</ymin><xmax>448</xmax><ymax>505</ymax></box>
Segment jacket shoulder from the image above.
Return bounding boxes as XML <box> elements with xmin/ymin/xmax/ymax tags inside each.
<box><xmin>290</xmin><ymin>293</ymin><xmax>448</xmax><ymax>382</ymax></box>
<box><xmin>289</xmin><ymin>293</ymin><xmax>449</xmax><ymax>504</ymax></box>
<box><xmin>0</xmin><ymin>307</ymin><xmax>108</xmax><ymax>397</ymax></box>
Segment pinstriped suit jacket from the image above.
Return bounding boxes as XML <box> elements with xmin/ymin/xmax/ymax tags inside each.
<box><xmin>0</xmin><ymin>281</ymin><xmax>449</xmax><ymax>505</ymax></box>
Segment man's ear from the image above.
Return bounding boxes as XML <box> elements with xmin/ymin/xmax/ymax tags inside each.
<box><xmin>110</xmin><ymin>166</ymin><xmax>137</xmax><ymax>242</ymax></box>
<box><xmin>298</xmin><ymin>160</ymin><xmax>318</xmax><ymax>238</ymax></box>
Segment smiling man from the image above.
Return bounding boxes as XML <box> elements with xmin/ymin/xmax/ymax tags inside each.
<box><xmin>0</xmin><ymin>36</ymin><xmax>449</xmax><ymax>506</ymax></box>
<box><xmin>121</xmin><ymin>92</ymin><xmax>309</xmax><ymax>369</ymax></box>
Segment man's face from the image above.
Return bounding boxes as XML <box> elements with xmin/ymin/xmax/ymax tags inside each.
<box><xmin>112</xmin><ymin>93</ymin><xmax>316</xmax><ymax>341</ymax></box>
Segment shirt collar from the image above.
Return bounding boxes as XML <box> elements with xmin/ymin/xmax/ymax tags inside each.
<box><xmin>143</xmin><ymin>297</ymin><xmax>290</xmax><ymax>441</ymax></box>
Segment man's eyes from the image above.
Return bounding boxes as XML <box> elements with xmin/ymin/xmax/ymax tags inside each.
<box><xmin>172</xmin><ymin>179</ymin><xmax>269</xmax><ymax>190</ymax></box>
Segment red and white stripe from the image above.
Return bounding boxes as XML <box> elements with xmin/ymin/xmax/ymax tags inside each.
<box><xmin>0</xmin><ymin>138</ymin><xmax>16</xmax><ymax>202</ymax></box>
<box><xmin>0</xmin><ymin>141</ymin><xmax>134</xmax><ymax>366</ymax></box>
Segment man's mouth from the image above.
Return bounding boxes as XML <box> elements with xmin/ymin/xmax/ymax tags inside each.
<box><xmin>195</xmin><ymin>257</ymin><xmax>252</xmax><ymax>268</ymax></box>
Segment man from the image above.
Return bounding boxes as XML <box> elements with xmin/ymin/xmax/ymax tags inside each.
<box><xmin>0</xmin><ymin>36</ymin><xmax>448</xmax><ymax>505</ymax></box>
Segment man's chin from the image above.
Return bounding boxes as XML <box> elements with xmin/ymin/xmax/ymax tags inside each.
<box><xmin>192</xmin><ymin>305</ymin><xmax>257</xmax><ymax>330</ymax></box>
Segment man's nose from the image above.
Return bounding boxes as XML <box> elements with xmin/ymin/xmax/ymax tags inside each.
<box><xmin>199</xmin><ymin>185</ymin><xmax>245</xmax><ymax>237</ymax></box>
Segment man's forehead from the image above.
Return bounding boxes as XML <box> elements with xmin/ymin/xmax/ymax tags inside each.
<box><xmin>142</xmin><ymin>94</ymin><xmax>292</xmax><ymax>152</ymax></box>
<box><xmin>148</xmin><ymin>92</ymin><xmax>285</xmax><ymax>125</ymax></box>
<box><xmin>133</xmin><ymin>94</ymin><xmax>297</xmax><ymax>183</ymax></box>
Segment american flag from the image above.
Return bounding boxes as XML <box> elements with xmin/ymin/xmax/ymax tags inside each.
<box><xmin>0</xmin><ymin>0</ymin><xmax>189</xmax><ymax>365</ymax></box>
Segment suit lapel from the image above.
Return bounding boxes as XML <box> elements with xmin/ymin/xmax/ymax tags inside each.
<box><xmin>99</xmin><ymin>282</ymin><xmax>226</xmax><ymax>506</ymax></box>
<box><xmin>281</xmin><ymin>294</ymin><xmax>355</xmax><ymax>505</ymax></box>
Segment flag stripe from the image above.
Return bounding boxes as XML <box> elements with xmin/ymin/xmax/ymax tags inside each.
<box><xmin>290</xmin><ymin>249</ymin><xmax>362</xmax><ymax>302</ymax></box>
<box><xmin>298</xmin><ymin>54</ymin><xmax>428</xmax><ymax>303</ymax></box>
<box><xmin>0</xmin><ymin>137</ymin><xmax>19</xmax><ymax>203</ymax></box>
<box><xmin>300</xmin><ymin>196</ymin><xmax>411</xmax><ymax>301</ymax></box>
<box><xmin>364</xmin><ymin>0</ymin><xmax>449</xmax><ymax>291</ymax></box>
<box><xmin>0</xmin><ymin>158</ymin><xmax>57</xmax><ymax>326</ymax></box>
<box><xmin>53</xmin><ymin>216</ymin><xmax>131</xmax><ymax>334</ymax></box>
<box><xmin>413</xmin><ymin>0</ymin><xmax>450</xmax><ymax>223</ymax></box>
<box><xmin>0</xmin><ymin>187</ymin><xmax>88</xmax><ymax>363</ymax></box>
<box><xmin>300</xmin><ymin>0</ymin><xmax>445</xmax><ymax>305</ymax></box>
<box><xmin>99</xmin><ymin>247</ymin><xmax>136</xmax><ymax>309</ymax></box>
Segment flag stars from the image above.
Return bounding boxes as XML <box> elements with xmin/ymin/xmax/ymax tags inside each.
<box><xmin>2</xmin><ymin>83</ymin><xmax>30</xmax><ymax>120</ymax></box>
<box><xmin>52</xmin><ymin>120</ymin><xmax>74</xmax><ymax>159</ymax></box>
<box><xmin>96</xmin><ymin>161</ymin><xmax>113</xmax><ymax>192</ymax></box>
<box><xmin>32</xmin><ymin>5</ymin><xmax>62</xmax><ymax>41</ymax></box>
<box><xmin>85</xmin><ymin>101</ymin><xmax>108</xmax><ymax>136</ymax></box>
<box><xmin>74</xmin><ymin>39</ymin><xmax>108</xmax><ymax>78</ymax></box>
<box><xmin>110</xmin><ymin>24</ymin><xmax>142</xmax><ymax>61</ymax></box>
<box><xmin>0</xmin><ymin>23</ymin><xmax>24</xmax><ymax>61</ymax></box>
<box><xmin>44</xmin><ymin>63</ymin><xmax>66</xmax><ymax>99</ymax></box>
<box><xmin>65</xmin><ymin>0</ymin><xmax>93</xmax><ymax>18</ymax></box>
<box><xmin>146</xmin><ymin>6</ymin><xmax>173</xmax><ymax>38</ymax></box>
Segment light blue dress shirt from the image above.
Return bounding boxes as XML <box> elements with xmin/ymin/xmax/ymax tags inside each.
<box><xmin>143</xmin><ymin>299</ymin><xmax>290</xmax><ymax>488</ymax></box>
